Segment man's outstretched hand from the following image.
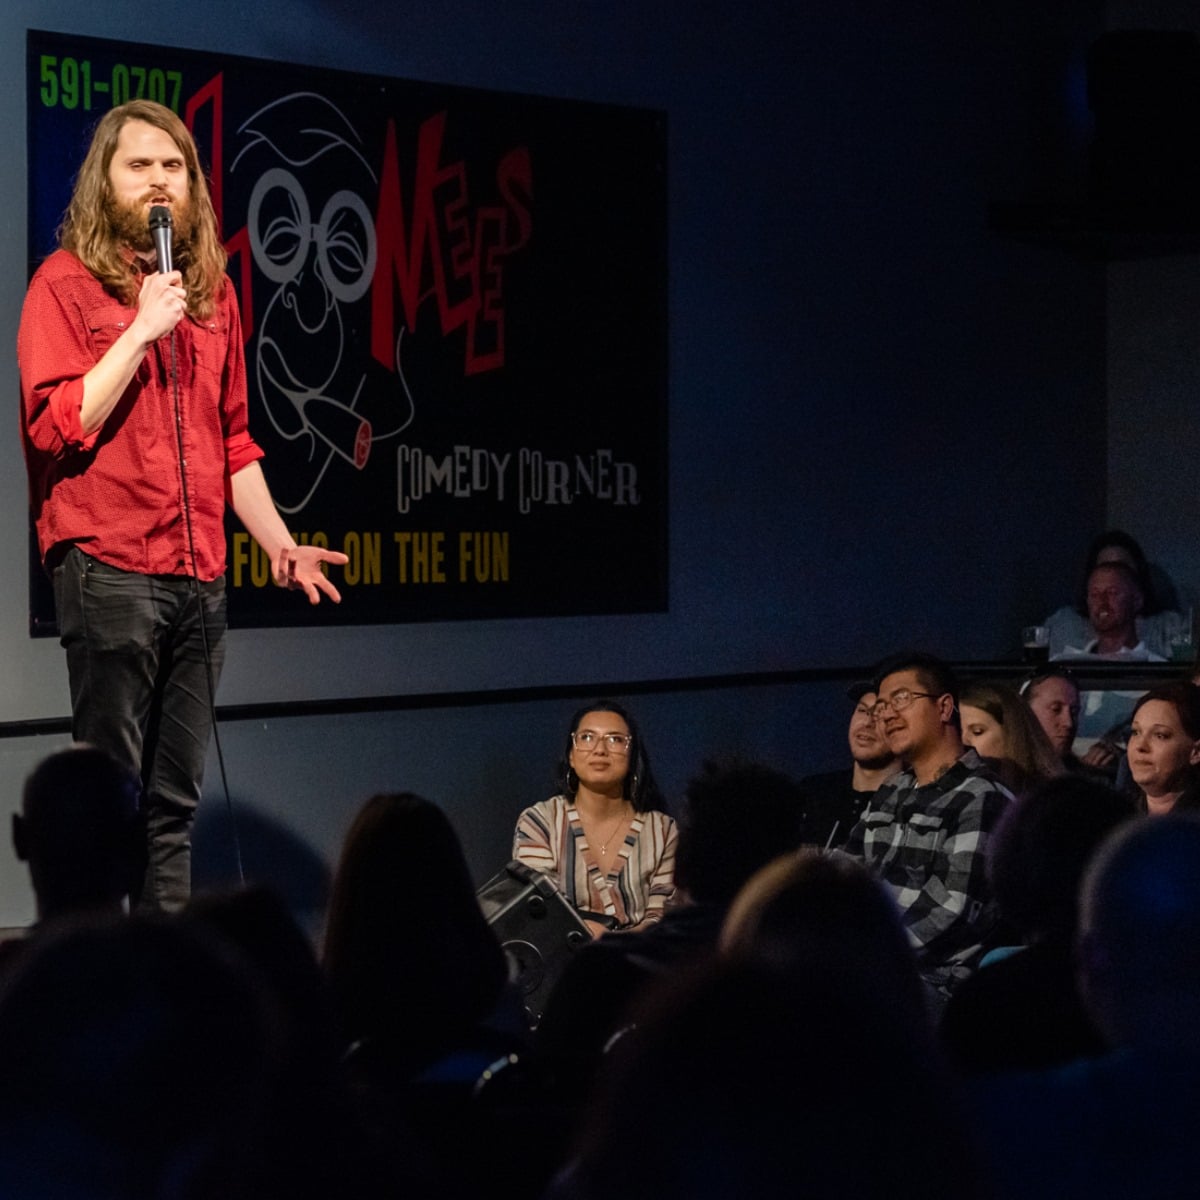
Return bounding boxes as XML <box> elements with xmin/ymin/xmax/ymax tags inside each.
<box><xmin>275</xmin><ymin>545</ymin><xmax>350</xmax><ymax>604</ymax></box>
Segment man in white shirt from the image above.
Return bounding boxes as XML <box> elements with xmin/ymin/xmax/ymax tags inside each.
<box><xmin>1056</xmin><ymin>562</ymin><xmax>1166</xmax><ymax>662</ymax></box>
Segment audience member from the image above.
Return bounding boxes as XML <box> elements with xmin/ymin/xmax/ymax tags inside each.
<box><xmin>1020</xmin><ymin>667</ymin><xmax>1107</xmax><ymax>772</ymax></box>
<box><xmin>971</xmin><ymin>814</ymin><xmax>1200</xmax><ymax>1199</ymax></box>
<box><xmin>721</xmin><ymin>848</ymin><xmax>930</xmax><ymax>1033</ymax></box>
<box><xmin>185</xmin><ymin>885</ymin><xmax>401</xmax><ymax>1199</ymax></box>
<box><xmin>12</xmin><ymin>744</ymin><xmax>142</xmax><ymax>924</ymax></box>
<box><xmin>324</xmin><ymin>792</ymin><xmax>522</xmax><ymax>1078</ymax></box>
<box><xmin>841</xmin><ymin>653</ymin><xmax>1011</xmax><ymax>1003</ymax></box>
<box><xmin>535</xmin><ymin>759</ymin><xmax>808</xmax><ymax>1130</ymax></box>
<box><xmin>1056</xmin><ymin>666</ymin><xmax>1200</xmax><ymax>791</ymax></box>
<box><xmin>1054</xmin><ymin>560</ymin><xmax>1166</xmax><ymax>662</ymax></box>
<box><xmin>1125</xmin><ymin>681</ymin><xmax>1200</xmax><ymax>814</ymax></box>
<box><xmin>1045</xmin><ymin>529</ymin><xmax>1184</xmax><ymax>660</ymax></box>
<box><xmin>514</xmin><ymin>700</ymin><xmax>676</xmax><ymax>935</ymax></box>
<box><xmin>0</xmin><ymin>914</ymin><xmax>278</xmax><ymax>1200</ymax></box>
<box><xmin>1021</xmin><ymin>667</ymin><xmax>1124</xmax><ymax>784</ymax></box>
<box><xmin>549</xmin><ymin>959</ymin><xmax>985</xmax><ymax>1200</ymax></box>
<box><xmin>188</xmin><ymin>885</ymin><xmax>340</xmax><ymax>1075</ymax></box>
<box><xmin>940</xmin><ymin>775</ymin><xmax>1133</xmax><ymax>1075</ymax></box>
<box><xmin>798</xmin><ymin>682</ymin><xmax>900</xmax><ymax>848</ymax></box>
<box><xmin>323</xmin><ymin>792</ymin><xmax>529</xmax><ymax>1198</ymax></box>
<box><xmin>959</xmin><ymin>679</ymin><xmax>1064</xmax><ymax>795</ymax></box>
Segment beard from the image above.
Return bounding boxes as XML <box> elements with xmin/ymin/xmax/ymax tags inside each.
<box><xmin>104</xmin><ymin>190</ymin><xmax>196</xmax><ymax>262</ymax></box>
<box><xmin>852</xmin><ymin>747</ymin><xmax>899</xmax><ymax>772</ymax></box>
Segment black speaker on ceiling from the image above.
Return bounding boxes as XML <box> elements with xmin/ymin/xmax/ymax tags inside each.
<box><xmin>477</xmin><ymin>860</ymin><xmax>591</xmax><ymax>1029</ymax></box>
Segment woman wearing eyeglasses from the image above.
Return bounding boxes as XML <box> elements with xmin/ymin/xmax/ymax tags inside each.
<box><xmin>513</xmin><ymin>699</ymin><xmax>677</xmax><ymax>936</ymax></box>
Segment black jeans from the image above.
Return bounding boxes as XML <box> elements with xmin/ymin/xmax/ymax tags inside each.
<box><xmin>53</xmin><ymin>548</ymin><xmax>227</xmax><ymax>913</ymax></box>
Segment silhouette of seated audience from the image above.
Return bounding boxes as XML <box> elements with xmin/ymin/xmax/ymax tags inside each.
<box><xmin>12</xmin><ymin>744</ymin><xmax>142</xmax><ymax>925</ymax></box>
<box><xmin>939</xmin><ymin>775</ymin><xmax>1133</xmax><ymax>1075</ymax></box>
<box><xmin>547</xmin><ymin>959</ymin><xmax>984</xmax><ymax>1199</ymax></box>
<box><xmin>970</xmin><ymin>813</ymin><xmax>1200</xmax><ymax>1199</ymax></box>
<box><xmin>1045</xmin><ymin>529</ymin><xmax>1185</xmax><ymax>661</ymax></box>
<box><xmin>23</xmin><ymin>717</ymin><xmax>1200</xmax><ymax>1199</ymax></box>
<box><xmin>0</xmin><ymin>914</ymin><xmax>278</xmax><ymax>1200</ymax></box>
<box><xmin>720</xmin><ymin>848</ymin><xmax>932</xmax><ymax>1034</ymax></box>
<box><xmin>322</xmin><ymin>791</ymin><xmax>530</xmax><ymax>1198</ymax></box>
<box><xmin>184</xmin><ymin>885</ymin><xmax>403</xmax><ymax>1199</ymax></box>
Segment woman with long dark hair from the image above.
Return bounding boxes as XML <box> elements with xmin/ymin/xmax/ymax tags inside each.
<box><xmin>514</xmin><ymin>700</ymin><xmax>677</xmax><ymax>936</ymax></box>
<box><xmin>323</xmin><ymin>792</ymin><xmax>516</xmax><ymax>1075</ymax></box>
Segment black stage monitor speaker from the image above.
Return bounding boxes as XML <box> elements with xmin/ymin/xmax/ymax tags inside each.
<box><xmin>477</xmin><ymin>860</ymin><xmax>591</xmax><ymax>1028</ymax></box>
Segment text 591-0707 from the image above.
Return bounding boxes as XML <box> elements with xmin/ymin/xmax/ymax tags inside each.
<box><xmin>39</xmin><ymin>55</ymin><xmax>183</xmax><ymax>113</ymax></box>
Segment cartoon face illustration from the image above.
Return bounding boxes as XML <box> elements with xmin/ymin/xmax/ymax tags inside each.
<box><xmin>232</xmin><ymin>93</ymin><xmax>414</xmax><ymax>513</ymax></box>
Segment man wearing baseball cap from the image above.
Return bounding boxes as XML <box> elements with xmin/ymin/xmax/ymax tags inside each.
<box><xmin>799</xmin><ymin>681</ymin><xmax>901</xmax><ymax>850</ymax></box>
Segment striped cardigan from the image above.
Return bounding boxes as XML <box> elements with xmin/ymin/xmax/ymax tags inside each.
<box><xmin>513</xmin><ymin>795</ymin><xmax>677</xmax><ymax>930</ymax></box>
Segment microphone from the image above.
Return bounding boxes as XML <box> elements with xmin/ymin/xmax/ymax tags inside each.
<box><xmin>148</xmin><ymin>205</ymin><xmax>173</xmax><ymax>274</ymax></box>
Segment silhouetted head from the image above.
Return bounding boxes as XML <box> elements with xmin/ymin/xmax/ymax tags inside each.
<box><xmin>185</xmin><ymin>884</ymin><xmax>341</xmax><ymax>1083</ymax></box>
<box><xmin>721</xmin><ymin>849</ymin><xmax>929</xmax><ymax>1031</ymax></box>
<box><xmin>568</xmin><ymin>958</ymin><xmax>982</xmax><ymax>1200</ymax></box>
<box><xmin>1078</xmin><ymin>813</ymin><xmax>1200</xmax><ymax>1051</ymax></box>
<box><xmin>13</xmin><ymin>745</ymin><xmax>143</xmax><ymax>921</ymax></box>
<box><xmin>988</xmin><ymin>774</ymin><xmax>1133</xmax><ymax>944</ymax></box>
<box><xmin>322</xmin><ymin>793</ymin><xmax>508</xmax><ymax>1064</ymax></box>
<box><xmin>674</xmin><ymin>759</ymin><xmax>807</xmax><ymax>906</ymax></box>
<box><xmin>0</xmin><ymin>914</ymin><xmax>276</xmax><ymax>1198</ymax></box>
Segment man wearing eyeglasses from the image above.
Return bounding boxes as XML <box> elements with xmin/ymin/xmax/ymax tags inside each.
<box><xmin>841</xmin><ymin>653</ymin><xmax>1012</xmax><ymax>1003</ymax></box>
<box><xmin>799</xmin><ymin>682</ymin><xmax>901</xmax><ymax>850</ymax></box>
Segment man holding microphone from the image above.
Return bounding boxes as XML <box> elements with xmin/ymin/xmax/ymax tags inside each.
<box><xmin>19</xmin><ymin>99</ymin><xmax>347</xmax><ymax>911</ymax></box>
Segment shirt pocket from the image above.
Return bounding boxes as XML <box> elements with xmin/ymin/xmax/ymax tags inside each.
<box><xmin>860</xmin><ymin>809</ymin><xmax>897</xmax><ymax>850</ymax></box>
<box><xmin>190</xmin><ymin>315</ymin><xmax>229</xmax><ymax>383</ymax></box>
<box><xmin>86</xmin><ymin>304</ymin><xmax>135</xmax><ymax>356</ymax></box>
<box><xmin>900</xmin><ymin>811</ymin><xmax>948</xmax><ymax>886</ymax></box>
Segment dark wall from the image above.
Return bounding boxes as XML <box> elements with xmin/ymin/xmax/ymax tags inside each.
<box><xmin>208</xmin><ymin>2</ymin><xmax>1111</xmax><ymax>674</ymax></box>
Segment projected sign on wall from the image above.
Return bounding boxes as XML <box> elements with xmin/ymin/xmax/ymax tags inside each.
<box><xmin>25</xmin><ymin>29</ymin><xmax>667</xmax><ymax>631</ymax></box>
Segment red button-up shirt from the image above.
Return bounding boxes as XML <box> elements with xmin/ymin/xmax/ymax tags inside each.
<box><xmin>19</xmin><ymin>249</ymin><xmax>263</xmax><ymax>580</ymax></box>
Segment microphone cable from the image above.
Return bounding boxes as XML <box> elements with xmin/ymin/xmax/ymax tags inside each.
<box><xmin>165</xmin><ymin>304</ymin><xmax>247</xmax><ymax>889</ymax></box>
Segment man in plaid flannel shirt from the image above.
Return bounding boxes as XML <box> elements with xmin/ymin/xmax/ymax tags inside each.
<box><xmin>842</xmin><ymin>653</ymin><xmax>1012</xmax><ymax>1002</ymax></box>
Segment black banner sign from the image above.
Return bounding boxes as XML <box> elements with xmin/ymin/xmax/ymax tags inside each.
<box><xmin>26</xmin><ymin>30</ymin><xmax>667</xmax><ymax>631</ymax></box>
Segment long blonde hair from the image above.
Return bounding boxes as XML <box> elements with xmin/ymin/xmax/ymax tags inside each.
<box><xmin>58</xmin><ymin>100</ymin><xmax>227</xmax><ymax>319</ymax></box>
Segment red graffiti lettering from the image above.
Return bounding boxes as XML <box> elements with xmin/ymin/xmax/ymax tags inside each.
<box><xmin>371</xmin><ymin>113</ymin><xmax>533</xmax><ymax>375</ymax></box>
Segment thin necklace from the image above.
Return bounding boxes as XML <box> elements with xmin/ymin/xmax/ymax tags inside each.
<box><xmin>592</xmin><ymin>808</ymin><xmax>628</xmax><ymax>854</ymax></box>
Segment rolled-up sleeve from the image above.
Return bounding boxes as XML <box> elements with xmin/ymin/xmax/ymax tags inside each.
<box><xmin>18</xmin><ymin>272</ymin><xmax>105</xmax><ymax>459</ymax></box>
<box><xmin>215</xmin><ymin>278</ymin><xmax>264</xmax><ymax>486</ymax></box>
